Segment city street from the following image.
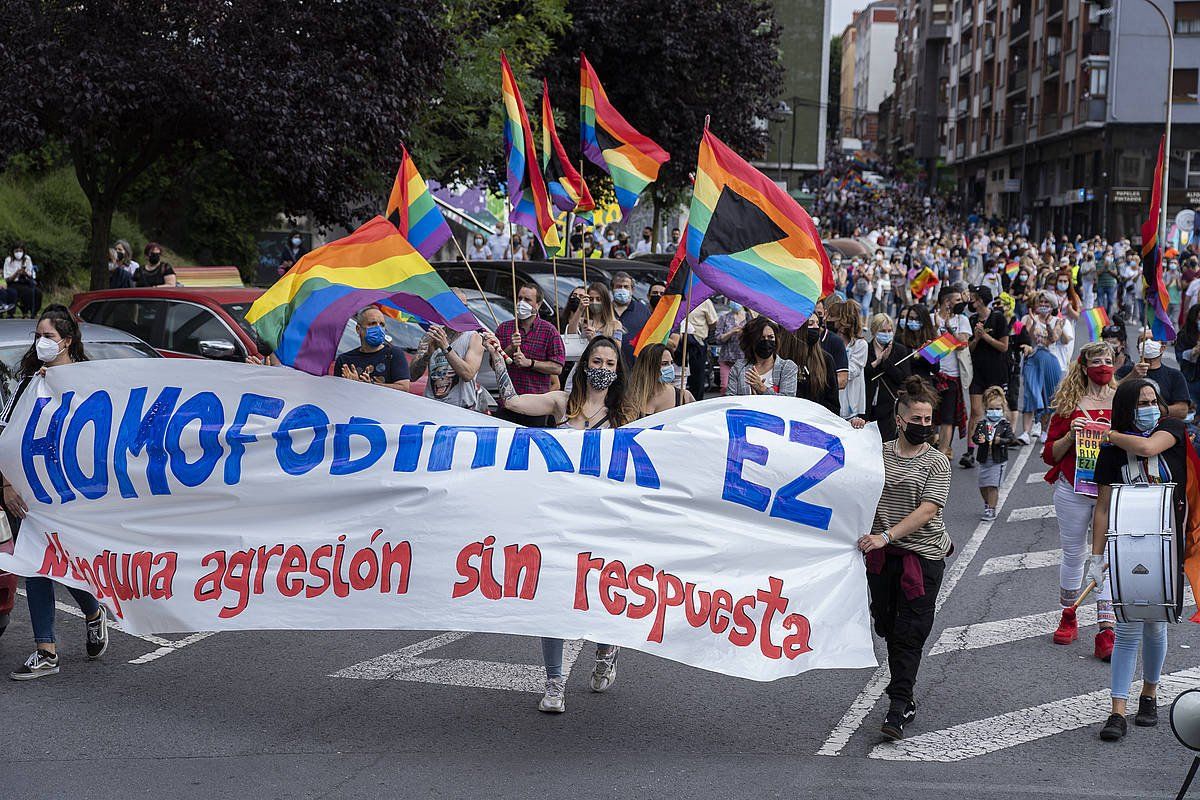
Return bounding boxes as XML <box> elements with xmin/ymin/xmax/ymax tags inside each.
<box><xmin>4</xmin><ymin>428</ymin><xmax>1196</xmax><ymax>799</ymax></box>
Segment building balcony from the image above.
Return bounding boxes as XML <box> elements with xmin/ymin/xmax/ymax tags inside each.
<box><xmin>957</xmin><ymin>97</ymin><xmax>969</xmax><ymax>115</ymax></box>
<box><xmin>960</xmin><ymin>52</ymin><xmax>973</xmax><ymax>73</ymax></box>
<box><xmin>984</xmin><ymin>38</ymin><xmax>995</xmax><ymax>59</ymax></box>
<box><xmin>956</xmin><ymin>142</ymin><xmax>965</xmax><ymax>159</ymax></box>
<box><xmin>1008</xmin><ymin>68</ymin><xmax>1028</xmax><ymax>93</ymax></box>
<box><xmin>1084</xmin><ymin>97</ymin><xmax>1107</xmax><ymax>122</ymax></box>
<box><xmin>1047</xmin><ymin>0</ymin><xmax>1064</xmax><ymax>19</ymax></box>
<box><xmin>1040</xmin><ymin>112</ymin><xmax>1060</xmax><ymax>135</ymax></box>
<box><xmin>1011</xmin><ymin>14</ymin><xmax>1029</xmax><ymax>40</ymax></box>
<box><xmin>1084</xmin><ymin>29</ymin><xmax>1110</xmax><ymax>56</ymax></box>
<box><xmin>1005</xmin><ymin>125</ymin><xmax>1027</xmax><ymax>146</ymax></box>
<box><xmin>982</xmin><ymin>85</ymin><xmax>993</xmax><ymax>105</ymax></box>
<box><xmin>1045</xmin><ymin>51</ymin><xmax>1061</xmax><ymax>76</ymax></box>
<box><xmin>962</xmin><ymin>7</ymin><xmax>974</xmax><ymax>30</ymax></box>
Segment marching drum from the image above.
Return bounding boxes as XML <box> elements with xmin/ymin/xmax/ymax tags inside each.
<box><xmin>1106</xmin><ymin>483</ymin><xmax>1183</xmax><ymax>624</ymax></box>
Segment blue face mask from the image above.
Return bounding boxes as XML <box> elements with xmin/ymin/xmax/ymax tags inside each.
<box><xmin>659</xmin><ymin>364</ymin><xmax>676</xmax><ymax>384</ymax></box>
<box><xmin>364</xmin><ymin>325</ymin><xmax>386</xmax><ymax>347</ymax></box>
<box><xmin>1135</xmin><ymin>406</ymin><xmax>1161</xmax><ymax>432</ymax></box>
<box><xmin>905</xmin><ymin>319</ymin><xmax>922</xmax><ymax>331</ymax></box>
<box><xmin>986</xmin><ymin>409</ymin><xmax>1004</xmax><ymax>423</ymax></box>
<box><xmin>613</xmin><ymin>289</ymin><xmax>631</xmax><ymax>305</ymax></box>
<box><xmin>875</xmin><ymin>331</ymin><xmax>893</xmax><ymax>346</ymax></box>
<box><xmin>728</xmin><ymin>302</ymin><xmax>743</xmax><ymax>312</ymax></box>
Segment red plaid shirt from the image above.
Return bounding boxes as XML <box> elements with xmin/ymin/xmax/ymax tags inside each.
<box><xmin>496</xmin><ymin>317</ymin><xmax>565</xmax><ymax>400</ymax></box>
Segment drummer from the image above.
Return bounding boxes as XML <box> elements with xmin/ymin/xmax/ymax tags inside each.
<box><xmin>1089</xmin><ymin>378</ymin><xmax>1184</xmax><ymax>742</ymax></box>
<box><xmin>1043</xmin><ymin>341</ymin><xmax>1117</xmax><ymax>658</ymax></box>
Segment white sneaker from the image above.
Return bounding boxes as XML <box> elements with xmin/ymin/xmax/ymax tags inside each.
<box><xmin>538</xmin><ymin>678</ymin><xmax>565</xmax><ymax>713</ymax></box>
<box><xmin>981</xmin><ymin>507</ymin><xmax>997</xmax><ymax>522</ymax></box>
<box><xmin>589</xmin><ymin>646</ymin><xmax>620</xmax><ymax>693</ymax></box>
<box><xmin>1016</xmin><ymin>432</ymin><xmax>1031</xmax><ymax>445</ymax></box>
<box><xmin>10</xmin><ymin>649</ymin><xmax>60</xmax><ymax>681</ymax></box>
<box><xmin>1030</xmin><ymin>421</ymin><xmax>1042</xmax><ymax>439</ymax></box>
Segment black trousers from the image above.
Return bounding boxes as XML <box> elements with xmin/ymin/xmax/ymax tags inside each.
<box><xmin>866</xmin><ymin>553</ymin><xmax>945</xmax><ymax>706</ymax></box>
<box><xmin>10</xmin><ymin>280</ymin><xmax>41</xmax><ymax>317</ymax></box>
<box><xmin>496</xmin><ymin>408</ymin><xmax>549</xmax><ymax>427</ymax></box>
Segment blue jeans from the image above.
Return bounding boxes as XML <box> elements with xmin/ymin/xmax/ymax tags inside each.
<box><xmin>1110</xmin><ymin>621</ymin><xmax>1168</xmax><ymax>700</ymax></box>
<box><xmin>26</xmin><ymin>576</ymin><xmax>99</xmax><ymax>645</ymax></box>
<box><xmin>1097</xmin><ymin>283</ymin><xmax>1117</xmax><ymax>316</ymax></box>
<box><xmin>857</xmin><ymin>292</ymin><xmax>873</xmax><ymax>318</ymax></box>
<box><xmin>541</xmin><ymin>637</ymin><xmax>612</xmax><ymax>680</ymax></box>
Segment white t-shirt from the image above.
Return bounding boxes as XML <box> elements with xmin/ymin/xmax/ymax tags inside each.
<box><xmin>935</xmin><ymin>312</ymin><xmax>972</xmax><ymax>377</ymax></box>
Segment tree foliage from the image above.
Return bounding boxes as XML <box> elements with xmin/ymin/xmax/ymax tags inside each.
<box><xmin>543</xmin><ymin>0</ymin><xmax>784</xmax><ymax>211</ymax></box>
<box><xmin>0</xmin><ymin>0</ymin><xmax>449</xmax><ymax>289</ymax></box>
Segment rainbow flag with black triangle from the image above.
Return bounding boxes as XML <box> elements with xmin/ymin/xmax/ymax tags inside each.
<box><xmin>501</xmin><ymin>52</ymin><xmax>560</xmax><ymax>255</ymax></box>
<box><xmin>385</xmin><ymin>145</ymin><xmax>452</xmax><ymax>260</ymax></box>
<box><xmin>541</xmin><ymin>79</ymin><xmax>595</xmax><ymax>217</ymax></box>
<box><xmin>631</xmin><ymin>226</ymin><xmax>714</xmax><ymax>355</ymax></box>
<box><xmin>1142</xmin><ymin>134</ymin><xmax>1176</xmax><ymax>341</ymax></box>
<box><xmin>580</xmin><ymin>52</ymin><xmax>669</xmax><ymax>220</ymax></box>
<box><xmin>684</xmin><ymin>129</ymin><xmax>833</xmax><ymax>331</ymax></box>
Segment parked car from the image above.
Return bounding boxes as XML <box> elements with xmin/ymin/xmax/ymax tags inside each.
<box><xmin>432</xmin><ymin>259</ymin><xmax>614</xmax><ymax>321</ymax></box>
<box><xmin>0</xmin><ymin>319</ymin><xmax>161</xmax><ymax>639</ymax></box>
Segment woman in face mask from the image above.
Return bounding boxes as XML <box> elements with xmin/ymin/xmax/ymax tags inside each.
<box><xmin>726</xmin><ymin>316</ymin><xmax>797</xmax><ymax>397</ymax></box>
<box><xmin>626</xmin><ymin>343</ymin><xmax>693</xmax><ymax>416</ymax></box>
<box><xmin>1018</xmin><ymin>291</ymin><xmax>1068</xmax><ymax>444</ymax></box>
<box><xmin>3</xmin><ymin>243</ymin><xmax>42</xmax><ymax>317</ymax></box>
<box><xmin>779</xmin><ymin>316</ymin><xmax>840</xmax><ymax>414</ymax></box>
<box><xmin>895</xmin><ymin>304</ymin><xmax>936</xmax><ymax>382</ymax></box>
<box><xmin>466</xmin><ymin>234</ymin><xmax>491</xmax><ymax>261</ymax></box>
<box><xmin>566</xmin><ymin>282</ymin><xmax>623</xmax><ymax>344</ymax></box>
<box><xmin>3</xmin><ymin>306</ymin><xmax>110</xmax><ymax>680</ymax></box>
<box><xmin>828</xmin><ymin>301</ymin><xmax>868</xmax><ymax>420</ymax></box>
<box><xmin>1088</xmin><ymin>379</ymin><xmax>1185</xmax><ymax>742</ymax></box>
<box><xmin>481</xmin><ymin>333</ymin><xmax>632</xmax><ymax>714</ymax></box>
<box><xmin>713</xmin><ymin>299</ymin><xmax>747</xmax><ymax>393</ymax></box>
<box><xmin>850</xmin><ymin>375</ymin><xmax>952</xmax><ymax>741</ymax></box>
<box><xmin>1042</xmin><ymin>341</ymin><xmax>1118</xmax><ymax>659</ymax></box>
<box><xmin>864</xmin><ymin>313</ymin><xmax>913</xmax><ymax>441</ymax></box>
<box><xmin>132</xmin><ymin>242</ymin><xmax>176</xmax><ymax>288</ymax></box>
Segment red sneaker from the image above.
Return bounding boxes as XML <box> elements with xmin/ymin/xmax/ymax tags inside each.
<box><xmin>1052</xmin><ymin>608</ymin><xmax>1078</xmax><ymax>644</ymax></box>
<box><xmin>1094</xmin><ymin>628</ymin><xmax>1115</xmax><ymax>661</ymax></box>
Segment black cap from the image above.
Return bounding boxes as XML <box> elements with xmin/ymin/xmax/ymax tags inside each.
<box><xmin>969</xmin><ymin>284</ymin><xmax>993</xmax><ymax>303</ymax></box>
<box><xmin>1101</xmin><ymin>324</ymin><xmax>1123</xmax><ymax>339</ymax></box>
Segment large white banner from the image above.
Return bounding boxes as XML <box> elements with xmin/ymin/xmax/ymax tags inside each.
<box><xmin>0</xmin><ymin>360</ymin><xmax>883</xmax><ymax>681</ymax></box>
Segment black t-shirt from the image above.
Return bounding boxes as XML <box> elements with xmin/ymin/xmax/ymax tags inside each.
<box><xmin>133</xmin><ymin>263</ymin><xmax>175</xmax><ymax>287</ymax></box>
<box><xmin>969</xmin><ymin>310</ymin><xmax>1010</xmax><ymax>383</ymax></box>
<box><xmin>820</xmin><ymin>329</ymin><xmax>849</xmax><ymax>373</ymax></box>
<box><xmin>333</xmin><ymin>344</ymin><xmax>411</xmax><ymax>384</ymax></box>
<box><xmin>1094</xmin><ymin>416</ymin><xmax>1189</xmax><ymax>534</ymax></box>
<box><xmin>1114</xmin><ymin>363</ymin><xmax>1191</xmax><ymax>408</ymax></box>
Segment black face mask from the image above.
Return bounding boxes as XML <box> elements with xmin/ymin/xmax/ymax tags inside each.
<box><xmin>148</xmin><ymin>253</ymin><xmax>161</xmax><ymax>265</ymax></box>
<box><xmin>754</xmin><ymin>338</ymin><xmax>777</xmax><ymax>358</ymax></box>
<box><xmin>901</xmin><ymin>420</ymin><xmax>935</xmax><ymax>446</ymax></box>
<box><xmin>805</xmin><ymin>327</ymin><xmax>821</xmax><ymax>346</ymax></box>
<box><xmin>649</xmin><ymin>295</ymin><xmax>662</xmax><ymax>309</ymax></box>
<box><xmin>951</xmin><ymin>301</ymin><xmax>968</xmax><ymax>315</ymax></box>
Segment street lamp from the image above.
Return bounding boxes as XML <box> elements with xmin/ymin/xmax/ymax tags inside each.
<box><xmin>1084</xmin><ymin>0</ymin><xmax>1172</xmax><ymax>250</ymax></box>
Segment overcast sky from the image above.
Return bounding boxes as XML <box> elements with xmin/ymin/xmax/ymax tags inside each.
<box><xmin>830</xmin><ymin>0</ymin><xmax>860</xmax><ymax>36</ymax></box>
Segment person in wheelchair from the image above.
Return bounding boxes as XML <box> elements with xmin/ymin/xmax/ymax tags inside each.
<box><xmin>1089</xmin><ymin>377</ymin><xmax>1188</xmax><ymax>742</ymax></box>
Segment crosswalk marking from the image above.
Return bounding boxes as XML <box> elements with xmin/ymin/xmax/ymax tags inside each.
<box><xmin>1026</xmin><ymin>472</ymin><xmax>1047</xmax><ymax>484</ymax></box>
<box><xmin>928</xmin><ymin>606</ymin><xmax>1096</xmax><ymax>655</ymax></box>
<box><xmin>331</xmin><ymin>632</ymin><xmax>586</xmax><ymax>694</ymax></box>
<box><xmin>978</xmin><ymin>549</ymin><xmax>1064</xmax><ymax>576</ymax></box>
<box><xmin>868</xmin><ymin>667</ymin><xmax>1200</xmax><ymax>762</ymax></box>
<box><xmin>1007</xmin><ymin>505</ymin><xmax>1055</xmax><ymax>521</ymax></box>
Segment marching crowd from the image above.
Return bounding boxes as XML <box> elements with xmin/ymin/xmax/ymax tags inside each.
<box><xmin>0</xmin><ymin>192</ymin><xmax>1192</xmax><ymax>745</ymax></box>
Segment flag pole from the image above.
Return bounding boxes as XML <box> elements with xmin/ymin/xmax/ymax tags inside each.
<box><xmin>507</xmin><ymin>199</ymin><xmax>522</xmax><ymax>358</ymax></box>
<box><xmin>449</xmin><ymin>235</ymin><xmax>499</xmax><ymax>328</ymax></box>
<box><xmin>579</xmin><ymin>159</ymin><xmax>589</xmax><ymax>286</ymax></box>
<box><xmin>680</xmin><ymin>279</ymin><xmax>693</xmax><ymax>404</ymax></box>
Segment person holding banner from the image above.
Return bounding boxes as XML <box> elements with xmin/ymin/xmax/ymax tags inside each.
<box><xmin>852</xmin><ymin>376</ymin><xmax>952</xmax><ymax>741</ymax></box>
<box><xmin>1042</xmin><ymin>341</ymin><xmax>1117</xmax><ymax>657</ymax></box>
<box><xmin>627</xmin><ymin>343</ymin><xmax>693</xmax><ymax>416</ymax></box>
<box><xmin>482</xmin><ymin>333</ymin><xmax>632</xmax><ymax>712</ymax></box>
<box><xmin>1088</xmin><ymin>378</ymin><xmax>1185</xmax><ymax>741</ymax></box>
<box><xmin>2</xmin><ymin>306</ymin><xmax>109</xmax><ymax>679</ymax></box>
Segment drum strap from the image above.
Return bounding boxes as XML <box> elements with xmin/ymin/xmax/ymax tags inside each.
<box><xmin>1125</xmin><ymin>451</ymin><xmax>1166</xmax><ymax>484</ymax></box>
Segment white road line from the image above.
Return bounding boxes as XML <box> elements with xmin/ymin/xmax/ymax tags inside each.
<box><xmin>1026</xmin><ymin>472</ymin><xmax>1047</xmax><ymax>484</ymax></box>
<box><xmin>15</xmin><ymin>589</ymin><xmax>215</xmax><ymax>664</ymax></box>
<box><xmin>330</xmin><ymin>632</ymin><xmax>586</xmax><ymax>694</ymax></box>
<box><xmin>817</xmin><ymin>441</ymin><xmax>1035</xmax><ymax>757</ymax></box>
<box><xmin>1007</xmin><ymin>505</ymin><xmax>1055</xmax><ymax>521</ymax></box>
<box><xmin>978</xmin><ymin>548</ymin><xmax>1064</xmax><ymax>576</ymax></box>
<box><xmin>928</xmin><ymin>606</ymin><xmax>1097</xmax><ymax>655</ymax></box>
<box><xmin>868</xmin><ymin>667</ymin><xmax>1200</xmax><ymax>762</ymax></box>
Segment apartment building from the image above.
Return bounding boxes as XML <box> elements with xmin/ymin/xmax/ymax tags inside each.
<box><xmin>842</xmin><ymin>18</ymin><xmax>859</xmax><ymax>137</ymax></box>
<box><xmin>945</xmin><ymin>0</ymin><xmax>1200</xmax><ymax>239</ymax></box>
<box><xmin>888</xmin><ymin>0</ymin><xmax>952</xmax><ymax>187</ymax></box>
<box><xmin>853</xmin><ymin>2</ymin><xmax>900</xmax><ymax>146</ymax></box>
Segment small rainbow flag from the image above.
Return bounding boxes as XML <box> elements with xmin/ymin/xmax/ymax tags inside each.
<box><xmin>631</xmin><ymin>226</ymin><xmax>713</xmax><ymax>355</ymax></box>
<box><xmin>501</xmin><ymin>52</ymin><xmax>560</xmax><ymax>255</ymax></box>
<box><xmin>916</xmin><ymin>332</ymin><xmax>967</xmax><ymax>364</ymax></box>
<box><xmin>910</xmin><ymin>267</ymin><xmax>939</xmax><ymax>300</ymax></box>
<box><xmin>1004</xmin><ymin>260</ymin><xmax>1019</xmax><ymax>281</ymax></box>
<box><xmin>246</xmin><ymin>216</ymin><xmax>476</xmax><ymax>376</ymax></box>
<box><xmin>580</xmin><ymin>52</ymin><xmax>669</xmax><ymax>220</ymax></box>
<box><xmin>1081</xmin><ymin>307</ymin><xmax>1111</xmax><ymax>341</ymax></box>
<box><xmin>386</xmin><ymin>145</ymin><xmax>452</xmax><ymax>260</ymax></box>
<box><xmin>684</xmin><ymin>129</ymin><xmax>833</xmax><ymax>332</ymax></box>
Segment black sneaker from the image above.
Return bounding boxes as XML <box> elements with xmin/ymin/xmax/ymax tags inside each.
<box><xmin>959</xmin><ymin>452</ymin><xmax>976</xmax><ymax>468</ymax></box>
<box><xmin>85</xmin><ymin>610</ymin><xmax>109</xmax><ymax>659</ymax></box>
<box><xmin>1135</xmin><ymin>695</ymin><xmax>1158</xmax><ymax>727</ymax></box>
<box><xmin>1100</xmin><ymin>713</ymin><xmax>1127</xmax><ymax>741</ymax></box>
<box><xmin>881</xmin><ymin>700</ymin><xmax>915</xmax><ymax>740</ymax></box>
<box><xmin>10</xmin><ymin>649</ymin><xmax>60</xmax><ymax>681</ymax></box>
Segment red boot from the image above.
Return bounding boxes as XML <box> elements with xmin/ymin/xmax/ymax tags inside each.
<box><xmin>1094</xmin><ymin>628</ymin><xmax>1115</xmax><ymax>661</ymax></box>
<box><xmin>1052</xmin><ymin>608</ymin><xmax>1078</xmax><ymax>644</ymax></box>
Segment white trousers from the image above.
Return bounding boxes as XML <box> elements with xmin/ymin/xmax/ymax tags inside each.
<box><xmin>1053</xmin><ymin>478</ymin><xmax>1114</xmax><ymax>622</ymax></box>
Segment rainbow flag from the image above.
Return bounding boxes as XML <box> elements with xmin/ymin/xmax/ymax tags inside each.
<box><xmin>1004</xmin><ymin>260</ymin><xmax>1019</xmax><ymax>281</ymax></box>
<box><xmin>916</xmin><ymin>332</ymin><xmax>967</xmax><ymax>364</ymax></box>
<box><xmin>1081</xmin><ymin>306</ymin><xmax>1111</xmax><ymax>341</ymax></box>
<box><xmin>500</xmin><ymin>52</ymin><xmax>560</xmax><ymax>255</ymax></box>
<box><xmin>910</xmin><ymin>266</ymin><xmax>939</xmax><ymax>300</ymax></box>
<box><xmin>542</xmin><ymin>80</ymin><xmax>595</xmax><ymax>217</ymax></box>
<box><xmin>684</xmin><ymin>129</ymin><xmax>834</xmax><ymax>332</ymax></box>
<box><xmin>1142</xmin><ymin>135</ymin><xmax>1177</xmax><ymax>341</ymax></box>
<box><xmin>631</xmin><ymin>227</ymin><xmax>713</xmax><ymax>355</ymax></box>
<box><xmin>246</xmin><ymin>216</ymin><xmax>476</xmax><ymax>375</ymax></box>
<box><xmin>580</xmin><ymin>52</ymin><xmax>669</xmax><ymax>220</ymax></box>
<box><xmin>385</xmin><ymin>145</ymin><xmax>452</xmax><ymax>260</ymax></box>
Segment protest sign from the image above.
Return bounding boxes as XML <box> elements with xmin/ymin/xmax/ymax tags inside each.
<box><xmin>0</xmin><ymin>360</ymin><xmax>883</xmax><ymax>681</ymax></box>
<box><xmin>1074</xmin><ymin>421</ymin><xmax>1108</xmax><ymax>497</ymax></box>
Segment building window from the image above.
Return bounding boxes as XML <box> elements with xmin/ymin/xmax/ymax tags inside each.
<box><xmin>1089</xmin><ymin>66</ymin><xmax>1108</xmax><ymax>96</ymax></box>
<box><xmin>1187</xmin><ymin>151</ymin><xmax>1200</xmax><ymax>188</ymax></box>
<box><xmin>1174</xmin><ymin>68</ymin><xmax>1199</xmax><ymax>102</ymax></box>
<box><xmin>1177</xmin><ymin>1</ymin><xmax>1200</xmax><ymax>34</ymax></box>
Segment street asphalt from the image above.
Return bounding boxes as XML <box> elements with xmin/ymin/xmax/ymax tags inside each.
<box><xmin>4</xmin><ymin>366</ymin><xmax>1198</xmax><ymax>799</ymax></box>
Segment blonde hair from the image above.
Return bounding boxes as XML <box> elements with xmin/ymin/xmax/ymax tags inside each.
<box><xmin>982</xmin><ymin>385</ymin><xmax>1007</xmax><ymax>408</ymax></box>
<box><xmin>1051</xmin><ymin>341</ymin><xmax>1116</xmax><ymax>416</ymax></box>
<box><xmin>626</xmin><ymin>343</ymin><xmax>670</xmax><ymax>420</ymax></box>
<box><xmin>867</xmin><ymin>312</ymin><xmax>892</xmax><ymax>337</ymax></box>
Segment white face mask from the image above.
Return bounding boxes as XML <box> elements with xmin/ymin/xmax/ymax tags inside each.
<box><xmin>515</xmin><ymin>300</ymin><xmax>535</xmax><ymax>320</ymax></box>
<box><xmin>13</xmin><ymin>251</ymin><xmax>23</xmax><ymax>261</ymax></box>
<box><xmin>1142</xmin><ymin>340</ymin><xmax>1163</xmax><ymax>360</ymax></box>
<box><xmin>36</xmin><ymin>336</ymin><xmax>62</xmax><ymax>363</ymax></box>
